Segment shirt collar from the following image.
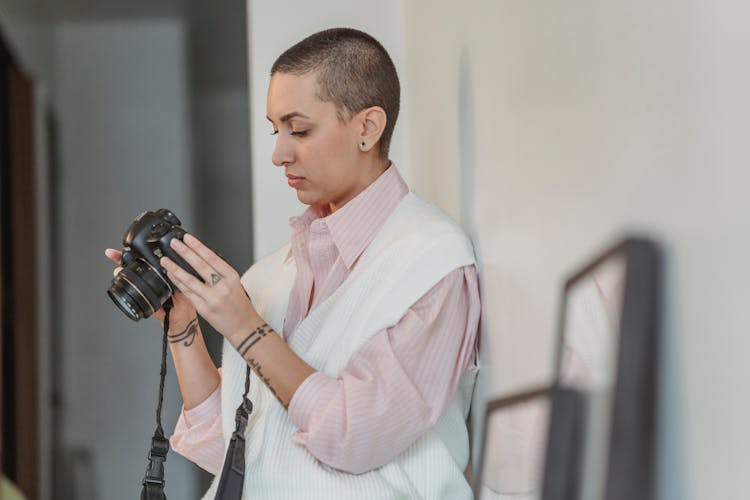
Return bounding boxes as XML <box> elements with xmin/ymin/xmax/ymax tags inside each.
<box><xmin>285</xmin><ymin>164</ymin><xmax>409</xmax><ymax>267</ymax></box>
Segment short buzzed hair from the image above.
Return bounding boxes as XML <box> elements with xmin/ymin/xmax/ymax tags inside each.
<box><xmin>271</xmin><ymin>28</ymin><xmax>400</xmax><ymax>158</ymax></box>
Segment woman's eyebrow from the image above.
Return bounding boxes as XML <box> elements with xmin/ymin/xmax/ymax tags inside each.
<box><xmin>266</xmin><ymin>111</ymin><xmax>311</xmax><ymax>123</ymax></box>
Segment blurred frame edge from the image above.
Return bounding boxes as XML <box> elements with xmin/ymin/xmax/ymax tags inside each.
<box><xmin>551</xmin><ymin>236</ymin><xmax>660</xmax><ymax>500</ymax></box>
<box><xmin>540</xmin><ymin>387</ymin><xmax>587</xmax><ymax>500</ymax></box>
<box><xmin>605</xmin><ymin>238</ymin><xmax>660</xmax><ymax>500</ymax></box>
<box><xmin>472</xmin><ymin>386</ymin><xmax>552</xmax><ymax>499</ymax></box>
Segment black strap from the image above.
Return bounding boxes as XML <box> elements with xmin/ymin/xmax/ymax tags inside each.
<box><xmin>215</xmin><ymin>365</ymin><xmax>253</xmax><ymax>500</ymax></box>
<box><xmin>140</xmin><ymin>299</ymin><xmax>173</xmax><ymax>500</ymax></box>
<box><xmin>141</xmin><ymin>432</ymin><xmax>169</xmax><ymax>500</ymax></box>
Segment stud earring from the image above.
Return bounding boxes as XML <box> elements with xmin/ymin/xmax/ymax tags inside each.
<box><xmin>359</xmin><ymin>141</ymin><xmax>366</xmax><ymax>150</ymax></box>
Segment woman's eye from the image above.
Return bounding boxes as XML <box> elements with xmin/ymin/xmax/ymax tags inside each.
<box><xmin>290</xmin><ymin>130</ymin><xmax>308</xmax><ymax>137</ymax></box>
<box><xmin>269</xmin><ymin>130</ymin><xmax>279</xmax><ymax>136</ymax></box>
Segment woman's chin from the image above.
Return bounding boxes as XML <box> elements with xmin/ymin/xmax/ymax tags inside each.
<box><xmin>296</xmin><ymin>191</ymin><xmax>320</xmax><ymax>207</ymax></box>
<box><xmin>295</xmin><ymin>190</ymin><xmax>312</xmax><ymax>204</ymax></box>
<box><xmin>295</xmin><ymin>191</ymin><xmax>333</xmax><ymax>215</ymax></box>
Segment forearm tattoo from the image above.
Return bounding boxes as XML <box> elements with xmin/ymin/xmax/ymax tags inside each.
<box><xmin>236</xmin><ymin>323</ymin><xmax>270</xmax><ymax>357</ymax></box>
<box><xmin>168</xmin><ymin>318</ymin><xmax>198</xmax><ymax>346</ymax></box>
<box><xmin>236</xmin><ymin>323</ymin><xmax>286</xmax><ymax>408</ymax></box>
<box><xmin>247</xmin><ymin>357</ymin><xmax>287</xmax><ymax>409</ymax></box>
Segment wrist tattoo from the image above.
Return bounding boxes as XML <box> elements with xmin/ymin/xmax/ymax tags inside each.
<box><xmin>168</xmin><ymin>318</ymin><xmax>198</xmax><ymax>346</ymax></box>
<box><xmin>247</xmin><ymin>357</ymin><xmax>287</xmax><ymax>409</ymax></box>
<box><xmin>236</xmin><ymin>323</ymin><xmax>271</xmax><ymax>357</ymax></box>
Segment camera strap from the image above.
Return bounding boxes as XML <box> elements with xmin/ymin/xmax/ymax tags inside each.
<box><xmin>214</xmin><ymin>365</ymin><xmax>253</xmax><ymax>499</ymax></box>
<box><xmin>140</xmin><ymin>299</ymin><xmax>173</xmax><ymax>500</ymax></box>
<box><xmin>134</xmin><ymin>297</ymin><xmax>254</xmax><ymax>499</ymax></box>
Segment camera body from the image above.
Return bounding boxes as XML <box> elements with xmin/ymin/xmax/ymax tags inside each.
<box><xmin>107</xmin><ymin>208</ymin><xmax>202</xmax><ymax>321</ymax></box>
<box><xmin>120</xmin><ymin>208</ymin><xmax>197</xmax><ymax>290</ymax></box>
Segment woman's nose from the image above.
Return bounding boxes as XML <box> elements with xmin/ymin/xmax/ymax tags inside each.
<box><xmin>271</xmin><ymin>135</ymin><xmax>292</xmax><ymax>166</ymax></box>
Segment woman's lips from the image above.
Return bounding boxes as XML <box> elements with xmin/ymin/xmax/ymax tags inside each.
<box><xmin>287</xmin><ymin>175</ymin><xmax>304</xmax><ymax>188</ymax></box>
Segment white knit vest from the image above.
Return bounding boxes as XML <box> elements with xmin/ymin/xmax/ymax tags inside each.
<box><xmin>202</xmin><ymin>193</ymin><xmax>478</xmax><ymax>500</ymax></box>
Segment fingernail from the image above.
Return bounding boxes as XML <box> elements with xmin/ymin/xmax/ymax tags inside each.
<box><xmin>184</xmin><ymin>233</ymin><xmax>196</xmax><ymax>244</ymax></box>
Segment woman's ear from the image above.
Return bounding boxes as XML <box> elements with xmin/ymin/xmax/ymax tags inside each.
<box><xmin>357</xmin><ymin>106</ymin><xmax>387</xmax><ymax>153</ymax></box>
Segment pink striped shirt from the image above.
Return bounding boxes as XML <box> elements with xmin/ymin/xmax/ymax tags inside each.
<box><xmin>170</xmin><ymin>165</ymin><xmax>480</xmax><ymax>475</ymax></box>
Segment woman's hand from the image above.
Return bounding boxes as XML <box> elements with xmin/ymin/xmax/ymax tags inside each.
<box><xmin>159</xmin><ymin>234</ymin><xmax>316</xmax><ymax>410</ymax></box>
<box><xmin>158</xmin><ymin>234</ymin><xmax>260</xmax><ymax>340</ymax></box>
<box><xmin>104</xmin><ymin>248</ymin><xmax>198</xmax><ymax>328</ymax></box>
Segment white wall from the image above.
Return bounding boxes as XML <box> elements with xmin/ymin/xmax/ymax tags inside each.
<box><xmin>402</xmin><ymin>1</ymin><xmax>749</xmax><ymax>499</ymax></box>
<box><xmin>247</xmin><ymin>0</ymin><xmax>409</xmax><ymax>258</ymax></box>
<box><xmin>56</xmin><ymin>20</ymin><xmax>197</xmax><ymax>499</ymax></box>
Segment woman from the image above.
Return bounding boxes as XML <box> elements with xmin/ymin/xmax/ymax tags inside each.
<box><xmin>107</xmin><ymin>27</ymin><xmax>480</xmax><ymax>499</ymax></box>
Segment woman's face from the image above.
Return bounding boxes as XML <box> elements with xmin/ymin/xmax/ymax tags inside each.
<box><xmin>267</xmin><ymin>72</ymin><xmax>364</xmax><ymax>214</ymax></box>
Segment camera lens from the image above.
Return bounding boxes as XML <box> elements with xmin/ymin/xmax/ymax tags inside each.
<box><xmin>107</xmin><ymin>259</ymin><xmax>173</xmax><ymax>321</ymax></box>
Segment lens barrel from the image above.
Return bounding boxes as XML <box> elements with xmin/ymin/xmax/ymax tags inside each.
<box><xmin>107</xmin><ymin>259</ymin><xmax>173</xmax><ymax>321</ymax></box>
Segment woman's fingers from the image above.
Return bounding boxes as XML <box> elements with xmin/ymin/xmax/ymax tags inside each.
<box><xmin>106</xmin><ymin>248</ymin><xmax>123</xmax><ymax>277</ymax></box>
<box><xmin>169</xmin><ymin>238</ymin><xmax>217</xmax><ymax>284</ymax></box>
<box><xmin>161</xmin><ymin>256</ymin><xmax>207</xmax><ymax>296</ymax></box>
<box><xmin>105</xmin><ymin>248</ymin><xmax>122</xmax><ymax>264</ymax></box>
<box><xmin>183</xmin><ymin>233</ymin><xmax>236</xmax><ymax>277</ymax></box>
<box><xmin>163</xmin><ymin>261</ymin><xmax>207</xmax><ymax>311</ymax></box>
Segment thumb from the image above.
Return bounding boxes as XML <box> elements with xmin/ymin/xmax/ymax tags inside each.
<box><xmin>105</xmin><ymin>248</ymin><xmax>123</xmax><ymax>265</ymax></box>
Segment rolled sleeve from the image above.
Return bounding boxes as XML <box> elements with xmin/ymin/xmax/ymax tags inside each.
<box><xmin>182</xmin><ymin>387</ymin><xmax>221</xmax><ymax>427</ymax></box>
<box><xmin>288</xmin><ymin>371</ymin><xmax>339</xmax><ymax>435</ymax></box>
<box><xmin>170</xmin><ymin>386</ymin><xmax>225</xmax><ymax>475</ymax></box>
<box><xmin>283</xmin><ymin>265</ymin><xmax>480</xmax><ymax>474</ymax></box>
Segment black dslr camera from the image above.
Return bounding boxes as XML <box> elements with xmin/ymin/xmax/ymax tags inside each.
<box><xmin>107</xmin><ymin>208</ymin><xmax>203</xmax><ymax>321</ymax></box>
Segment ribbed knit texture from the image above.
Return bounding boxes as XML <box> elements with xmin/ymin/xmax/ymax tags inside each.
<box><xmin>203</xmin><ymin>193</ymin><xmax>477</xmax><ymax>500</ymax></box>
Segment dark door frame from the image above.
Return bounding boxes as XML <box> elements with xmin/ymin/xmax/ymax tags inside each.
<box><xmin>0</xmin><ymin>30</ymin><xmax>40</xmax><ymax>500</ymax></box>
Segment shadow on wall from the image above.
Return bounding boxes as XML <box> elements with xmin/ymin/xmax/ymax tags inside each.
<box><xmin>459</xmin><ymin>47</ymin><xmax>478</xmax><ymax>252</ymax></box>
<box><xmin>457</xmin><ymin>45</ymin><xmax>488</xmax><ymax>467</ymax></box>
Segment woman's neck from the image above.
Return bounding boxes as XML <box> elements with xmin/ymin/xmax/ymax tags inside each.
<box><xmin>322</xmin><ymin>156</ymin><xmax>391</xmax><ymax>215</ymax></box>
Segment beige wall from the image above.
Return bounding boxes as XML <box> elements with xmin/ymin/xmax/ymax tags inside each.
<box><xmin>401</xmin><ymin>2</ymin><xmax>469</xmax><ymax>221</ymax></box>
<box><xmin>403</xmin><ymin>1</ymin><xmax>749</xmax><ymax>499</ymax></box>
